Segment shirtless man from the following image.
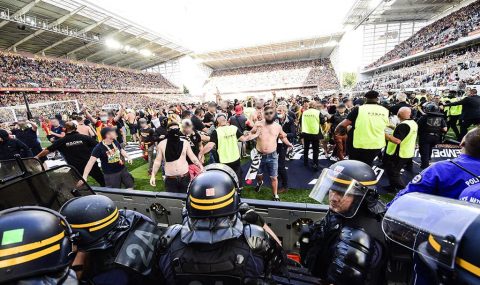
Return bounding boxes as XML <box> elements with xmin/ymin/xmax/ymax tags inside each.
<box><xmin>150</xmin><ymin>122</ymin><xmax>204</xmax><ymax>193</ymax></box>
<box><xmin>251</xmin><ymin>106</ymin><xmax>293</xmax><ymax>201</ymax></box>
<box><xmin>125</xmin><ymin>109</ymin><xmax>138</xmax><ymax>143</ymax></box>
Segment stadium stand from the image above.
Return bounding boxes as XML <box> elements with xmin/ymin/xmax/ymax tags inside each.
<box><xmin>0</xmin><ymin>51</ymin><xmax>178</xmax><ymax>92</ymax></box>
<box><xmin>366</xmin><ymin>0</ymin><xmax>480</xmax><ymax>68</ymax></box>
<box><xmin>203</xmin><ymin>59</ymin><xmax>340</xmax><ymax>94</ymax></box>
<box><xmin>356</xmin><ymin>45</ymin><xmax>480</xmax><ymax>90</ymax></box>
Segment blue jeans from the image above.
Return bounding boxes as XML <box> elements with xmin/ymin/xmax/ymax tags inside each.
<box><xmin>258</xmin><ymin>151</ymin><xmax>279</xmax><ymax>177</ymax></box>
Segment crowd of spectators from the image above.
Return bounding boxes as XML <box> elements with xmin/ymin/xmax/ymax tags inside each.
<box><xmin>204</xmin><ymin>59</ymin><xmax>340</xmax><ymax>93</ymax></box>
<box><xmin>357</xmin><ymin>45</ymin><xmax>480</xmax><ymax>91</ymax></box>
<box><xmin>367</xmin><ymin>0</ymin><xmax>480</xmax><ymax>68</ymax></box>
<box><xmin>0</xmin><ymin>51</ymin><xmax>177</xmax><ymax>91</ymax></box>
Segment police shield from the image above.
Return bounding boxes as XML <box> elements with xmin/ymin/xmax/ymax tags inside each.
<box><xmin>382</xmin><ymin>193</ymin><xmax>480</xmax><ymax>269</ymax></box>
<box><xmin>0</xmin><ymin>165</ymin><xmax>94</xmax><ymax>211</ymax></box>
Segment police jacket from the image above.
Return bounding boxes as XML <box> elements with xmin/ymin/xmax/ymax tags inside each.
<box><xmin>300</xmin><ymin>199</ymin><xmax>387</xmax><ymax>285</ymax></box>
<box><xmin>157</xmin><ymin>215</ymin><xmax>285</xmax><ymax>285</ymax></box>
<box><xmin>81</xmin><ymin>210</ymin><xmax>160</xmax><ymax>285</ymax></box>
<box><xmin>388</xmin><ymin>154</ymin><xmax>480</xmax><ymax>207</ymax></box>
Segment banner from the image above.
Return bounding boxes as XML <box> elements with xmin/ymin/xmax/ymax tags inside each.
<box><xmin>241</xmin><ymin>144</ymin><xmax>461</xmax><ymax>192</ymax></box>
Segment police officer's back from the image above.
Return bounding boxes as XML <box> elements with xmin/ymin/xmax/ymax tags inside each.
<box><xmin>388</xmin><ymin>127</ymin><xmax>480</xmax><ymax>206</ymax></box>
<box><xmin>157</xmin><ymin>164</ymin><xmax>286</xmax><ymax>284</ymax></box>
<box><xmin>0</xmin><ymin>206</ymin><xmax>77</xmax><ymax>284</ymax></box>
<box><xmin>417</xmin><ymin>103</ymin><xmax>447</xmax><ymax>169</ymax></box>
<box><xmin>60</xmin><ymin>195</ymin><xmax>161</xmax><ymax>285</ymax></box>
<box><xmin>300</xmin><ymin>160</ymin><xmax>387</xmax><ymax>285</ymax></box>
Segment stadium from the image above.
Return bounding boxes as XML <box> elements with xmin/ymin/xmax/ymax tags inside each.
<box><xmin>0</xmin><ymin>0</ymin><xmax>480</xmax><ymax>284</ymax></box>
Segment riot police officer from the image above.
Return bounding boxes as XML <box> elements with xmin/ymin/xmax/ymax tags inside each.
<box><xmin>383</xmin><ymin>192</ymin><xmax>480</xmax><ymax>285</ymax></box>
<box><xmin>417</xmin><ymin>103</ymin><xmax>447</xmax><ymax>169</ymax></box>
<box><xmin>157</xmin><ymin>163</ymin><xmax>286</xmax><ymax>284</ymax></box>
<box><xmin>0</xmin><ymin>206</ymin><xmax>78</xmax><ymax>284</ymax></box>
<box><xmin>300</xmin><ymin>160</ymin><xmax>387</xmax><ymax>285</ymax></box>
<box><xmin>60</xmin><ymin>195</ymin><xmax>161</xmax><ymax>285</ymax></box>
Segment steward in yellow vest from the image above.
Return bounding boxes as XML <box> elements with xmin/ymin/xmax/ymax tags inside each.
<box><xmin>300</xmin><ymin>102</ymin><xmax>325</xmax><ymax>170</ymax></box>
<box><xmin>335</xmin><ymin>90</ymin><xmax>389</xmax><ymax>166</ymax></box>
<box><xmin>444</xmin><ymin>93</ymin><xmax>463</xmax><ymax>140</ymax></box>
<box><xmin>198</xmin><ymin>114</ymin><xmax>255</xmax><ymax>188</ymax></box>
<box><xmin>384</xmin><ymin>107</ymin><xmax>418</xmax><ymax>192</ymax></box>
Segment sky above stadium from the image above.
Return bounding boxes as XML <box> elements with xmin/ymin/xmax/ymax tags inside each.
<box><xmin>94</xmin><ymin>0</ymin><xmax>356</xmax><ymax>52</ymax></box>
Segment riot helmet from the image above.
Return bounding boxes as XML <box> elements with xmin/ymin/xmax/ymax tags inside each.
<box><xmin>424</xmin><ymin>102</ymin><xmax>440</xmax><ymax>113</ymax></box>
<box><xmin>186</xmin><ymin>163</ymin><xmax>240</xmax><ymax>219</ymax></box>
<box><xmin>60</xmin><ymin>195</ymin><xmax>119</xmax><ymax>250</ymax></box>
<box><xmin>309</xmin><ymin>160</ymin><xmax>377</xmax><ymax>218</ymax></box>
<box><xmin>0</xmin><ymin>206</ymin><xmax>75</xmax><ymax>284</ymax></box>
<box><xmin>383</xmin><ymin>193</ymin><xmax>480</xmax><ymax>284</ymax></box>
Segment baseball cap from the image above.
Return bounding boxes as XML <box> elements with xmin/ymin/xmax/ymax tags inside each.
<box><xmin>234</xmin><ymin>105</ymin><xmax>243</xmax><ymax>115</ymax></box>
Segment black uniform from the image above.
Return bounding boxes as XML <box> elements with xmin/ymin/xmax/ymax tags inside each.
<box><xmin>277</xmin><ymin>115</ymin><xmax>296</xmax><ymax>189</ymax></box>
<box><xmin>47</xmin><ymin>131</ymin><xmax>105</xmax><ymax>186</ymax></box>
<box><xmin>300</xmin><ymin>203</ymin><xmax>387</xmax><ymax>285</ymax></box>
<box><xmin>0</xmin><ymin>129</ymin><xmax>32</xmax><ymax>160</ymax></box>
<box><xmin>417</xmin><ymin>112</ymin><xmax>446</xmax><ymax>169</ymax></box>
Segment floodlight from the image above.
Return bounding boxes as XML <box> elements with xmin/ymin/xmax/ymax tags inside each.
<box><xmin>140</xmin><ymin>49</ymin><xmax>152</xmax><ymax>57</ymax></box>
<box><xmin>105</xmin><ymin>38</ymin><xmax>122</xmax><ymax>50</ymax></box>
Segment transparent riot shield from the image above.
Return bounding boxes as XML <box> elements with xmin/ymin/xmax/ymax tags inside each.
<box><xmin>0</xmin><ymin>157</ymin><xmax>44</xmax><ymax>184</ymax></box>
<box><xmin>0</xmin><ymin>165</ymin><xmax>94</xmax><ymax>211</ymax></box>
<box><xmin>383</xmin><ymin>193</ymin><xmax>480</xmax><ymax>269</ymax></box>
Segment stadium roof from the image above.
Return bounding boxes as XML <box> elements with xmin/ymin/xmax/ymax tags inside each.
<box><xmin>194</xmin><ymin>33</ymin><xmax>344</xmax><ymax>70</ymax></box>
<box><xmin>0</xmin><ymin>0</ymin><xmax>191</xmax><ymax>70</ymax></box>
<box><xmin>344</xmin><ymin>0</ymin><xmax>467</xmax><ymax>28</ymax></box>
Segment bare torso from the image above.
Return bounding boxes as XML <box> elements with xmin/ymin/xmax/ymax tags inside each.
<box><xmin>158</xmin><ymin>140</ymin><xmax>189</xmax><ymax>176</ymax></box>
<box><xmin>126</xmin><ymin>112</ymin><xmax>136</xmax><ymax>124</ymax></box>
<box><xmin>255</xmin><ymin>121</ymin><xmax>282</xmax><ymax>154</ymax></box>
<box><xmin>77</xmin><ymin>124</ymin><xmax>93</xmax><ymax>137</ymax></box>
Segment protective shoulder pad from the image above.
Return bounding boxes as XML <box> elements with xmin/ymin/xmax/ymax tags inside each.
<box><xmin>243</xmin><ymin>224</ymin><xmax>269</xmax><ymax>253</ymax></box>
<box><xmin>339</xmin><ymin>226</ymin><xmax>373</xmax><ymax>251</ymax></box>
<box><xmin>160</xmin><ymin>224</ymin><xmax>182</xmax><ymax>249</ymax></box>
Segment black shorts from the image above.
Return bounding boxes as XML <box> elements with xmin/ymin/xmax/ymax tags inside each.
<box><xmin>128</xmin><ymin>124</ymin><xmax>138</xmax><ymax>135</ymax></box>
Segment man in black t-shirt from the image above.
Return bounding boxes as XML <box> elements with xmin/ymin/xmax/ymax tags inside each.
<box><xmin>203</xmin><ymin>102</ymin><xmax>217</xmax><ymax>129</ymax></box>
<box><xmin>11</xmin><ymin>117</ymin><xmax>42</xmax><ymax>158</ymax></box>
<box><xmin>36</xmin><ymin>122</ymin><xmax>105</xmax><ymax>186</ymax></box>
<box><xmin>180</xmin><ymin>119</ymin><xmax>203</xmax><ymax>178</ymax></box>
<box><xmin>83</xmin><ymin>127</ymin><xmax>134</xmax><ymax>189</ymax></box>
<box><xmin>138</xmin><ymin>118</ymin><xmax>155</xmax><ymax>174</ymax></box>
<box><xmin>191</xmin><ymin>108</ymin><xmax>207</xmax><ymax>132</ymax></box>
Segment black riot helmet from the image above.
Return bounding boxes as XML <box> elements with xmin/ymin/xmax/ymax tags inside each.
<box><xmin>0</xmin><ymin>206</ymin><xmax>75</xmax><ymax>283</ymax></box>
<box><xmin>310</xmin><ymin>160</ymin><xmax>377</xmax><ymax>218</ymax></box>
<box><xmin>424</xmin><ymin>102</ymin><xmax>440</xmax><ymax>113</ymax></box>
<box><xmin>60</xmin><ymin>195</ymin><xmax>119</xmax><ymax>250</ymax></box>
<box><xmin>186</xmin><ymin>163</ymin><xmax>240</xmax><ymax>219</ymax></box>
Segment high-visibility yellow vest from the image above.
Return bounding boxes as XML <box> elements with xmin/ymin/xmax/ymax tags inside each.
<box><xmin>216</xmin><ymin>125</ymin><xmax>240</xmax><ymax>164</ymax></box>
<box><xmin>446</xmin><ymin>97</ymin><xmax>462</xmax><ymax>116</ymax></box>
<box><xmin>301</xmin><ymin>108</ymin><xmax>321</xmax><ymax>135</ymax></box>
<box><xmin>386</xmin><ymin>119</ymin><xmax>418</xmax><ymax>158</ymax></box>
<box><xmin>353</xmin><ymin>104</ymin><xmax>389</xmax><ymax>149</ymax></box>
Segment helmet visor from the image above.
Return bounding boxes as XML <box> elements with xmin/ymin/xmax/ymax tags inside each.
<box><xmin>309</xmin><ymin>168</ymin><xmax>367</xmax><ymax>218</ymax></box>
<box><xmin>383</xmin><ymin>193</ymin><xmax>480</xmax><ymax>269</ymax></box>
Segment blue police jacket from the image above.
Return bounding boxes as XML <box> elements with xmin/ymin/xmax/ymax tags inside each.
<box><xmin>388</xmin><ymin>154</ymin><xmax>480</xmax><ymax>208</ymax></box>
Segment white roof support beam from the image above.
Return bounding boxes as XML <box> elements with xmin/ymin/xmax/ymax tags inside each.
<box><xmin>0</xmin><ymin>0</ymin><xmax>42</xmax><ymax>30</ymax></box>
<box><xmin>7</xmin><ymin>5</ymin><xmax>85</xmax><ymax>51</ymax></box>
<box><xmin>65</xmin><ymin>25</ymin><xmax>131</xmax><ymax>58</ymax></box>
<box><xmin>37</xmin><ymin>16</ymin><xmax>111</xmax><ymax>55</ymax></box>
